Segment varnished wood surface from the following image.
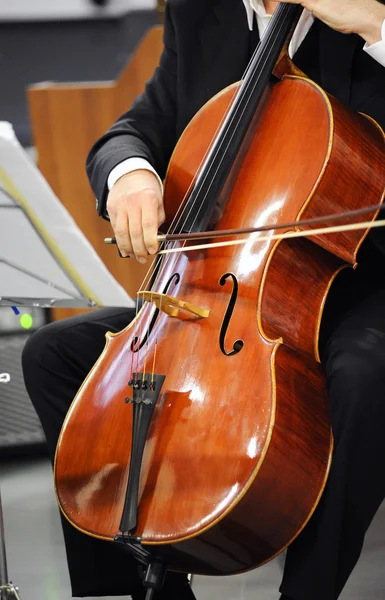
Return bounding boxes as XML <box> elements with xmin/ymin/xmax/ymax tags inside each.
<box><xmin>55</xmin><ymin>77</ymin><xmax>385</xmax><ymax>574</ymax></box>
<box><xmin>299</xmin><ymin>95</ymin><xmax>385</xmax><ymax>262</ymax></box>
<box><xmin>27</xmin><ymin>27</ymin><xmax>164</xmax><ymax>320</ymax></box>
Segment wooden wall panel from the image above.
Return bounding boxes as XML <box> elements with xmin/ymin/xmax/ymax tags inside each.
<box><xmin>28</xmin><ymin>26</ymin><xmax>164</xmax><ymax>321</ymax></box>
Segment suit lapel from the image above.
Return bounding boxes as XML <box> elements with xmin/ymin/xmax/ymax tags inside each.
<box><xmin>199</xmin><ymin>6</ymin><xmax>382</xmax><ymax>113</ymax></box>
<box><xmin>201</xmin><ymin>0</ymin><xmax>253</xmax><ymax>101</ymax></box>
<box><xmin>318</xmin><ymin>23</ymin><xmax>360</xmax><ymax>105</ymax></box>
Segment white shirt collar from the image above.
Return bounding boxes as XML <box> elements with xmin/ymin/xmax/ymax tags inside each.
<box><xmin>242</xmin><ymin>0</ymin><xmax>315</xmax><ymax>58</ymax></box>
<box><xmin>242</xmin><ymin>2</ymin><xmax>385</xmax><ymax>70</ymax></box>
<box><xmin>242</xmin><ymin>0</ymin><xmax>273</xmax><ymax>31</ymax></box>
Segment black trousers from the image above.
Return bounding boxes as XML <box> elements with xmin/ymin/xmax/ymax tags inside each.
<box><xmin>22</xmin><ymin>262</ymin><xmax>385</xmax><ymax>600</ymax></box>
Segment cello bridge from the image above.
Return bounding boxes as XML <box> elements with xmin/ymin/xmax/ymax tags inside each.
<box><xmin>141</xmin><ymin>292</ymin><xmax>210</xmax><ymax>319</ymax></box>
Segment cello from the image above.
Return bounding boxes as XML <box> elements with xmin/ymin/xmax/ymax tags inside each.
<box><xmin>54</xmin><ymin>4</ymin><xmax>385</xmax><ymax>597</ymax></box>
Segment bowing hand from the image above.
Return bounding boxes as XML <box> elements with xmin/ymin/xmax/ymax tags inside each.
<box><xmin>279</xmin><ymin>0</ymin><xmax>385</xmax><ymax>45</ymax></box>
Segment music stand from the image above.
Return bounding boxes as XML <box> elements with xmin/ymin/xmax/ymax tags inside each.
<box><xmin>0</xmin><ymin>121</ymin><xmax>136</xmax><ymax>598</ymax></box>
<box><xmin>0</xmin><ymin>121</ymin><xmax>134</xmax><ymax>309</ymax></box>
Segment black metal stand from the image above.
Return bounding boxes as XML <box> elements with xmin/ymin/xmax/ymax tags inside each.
<box><xmin>141</xmin><ymin>562</ymin><xmax>167</xmax><ymax>599</ymax></box>
<box><xmin>0</xmin><ymin>490</ymin><xmax>21</xmax><ymax>600</ymax></box>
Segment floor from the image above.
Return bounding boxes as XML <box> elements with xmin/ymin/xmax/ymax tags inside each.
<box><xmin>1</xmin><ymin>457</ymin><xmax>384</xmax><ymax>600</ymax></box>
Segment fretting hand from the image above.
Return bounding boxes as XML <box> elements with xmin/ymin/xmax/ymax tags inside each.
<box><xmin>279</xmin><ymin>0</ymin><xmax>385</xmax><ymax>45</ymax></box>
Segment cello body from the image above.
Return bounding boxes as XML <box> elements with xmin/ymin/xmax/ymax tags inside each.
<box><xmin>54</xmin><ymin>75</ymin><xmax>385</xmax><ymax>575</ymax></box>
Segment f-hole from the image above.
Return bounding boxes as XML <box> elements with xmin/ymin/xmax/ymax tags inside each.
<box><xmin>219</xmin><ymin>273</ymin><xmax>244</xmax><ymax>356</ymax></box>
<box><xmin>131</xmin><ymin>273</ymin><xmax>180</xmax><ymax>352</ymax></box>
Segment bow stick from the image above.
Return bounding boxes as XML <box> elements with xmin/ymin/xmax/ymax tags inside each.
<box><xmin>104</xmin><ymin>201</ymin><xmax>385</xmax><ymax>248</ymax></box>
<box><xmin>157</xmin><ymin>217</ymin><xmax>385</xmax><ymax>256</ymax></box>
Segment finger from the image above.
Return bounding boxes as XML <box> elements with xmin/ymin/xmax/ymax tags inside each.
<box><xmin>114</xmin><ymin>210</ymin><xmax>133</xmax><ymax>258</ymax></box>
<box><xmin>107</xmin><ymin>199</ymin><xmax>117</xmax><ymax>232</ymax></box>
<box><xmin>141</xmin><ymin>190</ymin><xmax>162</xmax><ymax>255</ymax></box>
<box><xmin>129</xmin><ymin>203</ymin><xmax>149</xmax><ymax>263</ymax></box>
<box><xmin>158</xmin><ymin>205</ymin><xmax>166</xmax><ymax>227</ymax></box>
<box><xmin>117</xmin><ymin>247</ymin><xmax>131</xmax><ymax>260</ymax></box>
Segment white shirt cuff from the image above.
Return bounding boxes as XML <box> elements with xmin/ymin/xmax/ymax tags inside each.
<box><xmin>363</xmin><ymin>18</ymin><xmax>385</xmax><ymax>68</ymax></box>
<box><xmin>107</xmin><ymin>157</ymin><xmax>164</xmax><ymax>193</ymax></box>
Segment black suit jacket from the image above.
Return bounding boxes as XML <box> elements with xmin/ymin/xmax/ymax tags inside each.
<box><xmin>86</xmin><ymin>0</ymin><xmax>385</xmax><ymax>223</ymax></box>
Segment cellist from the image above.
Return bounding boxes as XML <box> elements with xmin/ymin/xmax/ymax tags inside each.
<box><xmin>23</xmin><ymin>1</ymin><xmax>385</xmax><ymax>599</ymax></box>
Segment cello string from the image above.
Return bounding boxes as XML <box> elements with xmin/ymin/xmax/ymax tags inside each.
<box><xmin>132</xmin><ymin>27</ymin><xmax>256</xmax><ymax>302</ymax></box>
<box><xmin>156</xmin><ymin>218</ymin><xmax>385</xmax><ymax>256</ymax></box>
<box><xmin>131</xmin><ymin>84</ymin><xmax>241</xmax><ymax>371</ymax></box>
<box><xmin>142</xmin><ymin>3</ymin><xmax>291</xmax><ymax>264</ymax></box>
<box><xmin>168</xmin><ymin>5</ymin><xmax>297</xmax><ymax>243</ymax></box>
<box><xmin>147</xmin><ymin>3</ymin><xmax>296</xmax><ymax>273</ymax></box>
<box><xmin>129</xmin><ymin>343</ymin><xmax>135</xmax><ymax>382</ymax></box>
<box><xmin>132</xmin><ymin>186</ymin><xmax>384</xmax><ymax>380</ymax></box>
<box><xmin>151</xmin><ymin>339</ymin><xmax>158</xmax><ymax>386</ymax></box>
<box><xmin>146</xmin><ymin>3</ymin><xmax>293</xmax><ymax>273</ymax></box>
<box><xmin>143</xmin><ymin>341</ymin><xmax>149</xmax><ymax>381</ymax></box>
<box><xmin>131</xmin><ymin>45</ymin><xmax>255</xmax><ymax>365</ymax></box>
<box><xmin>142</xmin><ymin>6</ymin><xmax>276</xmax><ymax>263</ymax></box>
<box><xmin>137</xmin><ymin>2</ymin><xmax>292</xmax><ymax>291</ymax></box>
<box><xmin>126</xmin><ymin>6</ymin><xmax>303</xmax><ymax>381</ymax></box>
<box><xmin>129</xmin><ymin>5</ymin><xmax>301</xmax><ymax>377</ymax></box>
<box><xmin>135</xmin><ymin>338</ymin><xmax>140</xmax><ymax>377</ymax></box>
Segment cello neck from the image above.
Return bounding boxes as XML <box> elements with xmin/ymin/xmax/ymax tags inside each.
<box><xmin>242</xmin><ymin>4</ymin><xmax>302</xmax><ymax>92</ymax></box>
<box><xmin>173</xmin><ymin>4</ymin><xmax>303</xmax><ymax>235</ymax></box>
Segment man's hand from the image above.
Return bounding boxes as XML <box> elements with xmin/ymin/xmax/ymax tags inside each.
<box><xmin>106</xmin><ymin>170</ymin><xmax>165</xmax><ymax>263</ymax></box>
<box><xmin>279</xmin><ymin>0</ymin><xmax>385</xmax><ymax>46</ymax></box>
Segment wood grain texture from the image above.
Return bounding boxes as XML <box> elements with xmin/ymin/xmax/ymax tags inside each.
<box><xmin>27</xmin><ymin>27</ymin><xmax>164</xmax><ymax>320</ymax></box>
<box><xmin>298</xmin><ymin>91</ymin><xmax>385</xmax><ymax>263</ymax></box>
<box><xmin>54</xmin><ymin>76</ymin><xmax>385</xmax><ymax>574</ymax></box>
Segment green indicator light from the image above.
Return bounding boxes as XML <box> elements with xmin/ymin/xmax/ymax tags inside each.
<box><xmin>20</xmin><ymin>313</ymin><xmax>33</xmax><ymax>330</ymax></box>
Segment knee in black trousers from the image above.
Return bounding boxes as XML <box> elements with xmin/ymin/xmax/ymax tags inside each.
<box><xmin>22</xmin><ymin>309</ymin><xmax>134</xmax><ymax>457</ymax></box>
<box><xmin>281</xmin><ymin>290</ymin><xmax>385</xmax><ymax>600</ymax></box>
